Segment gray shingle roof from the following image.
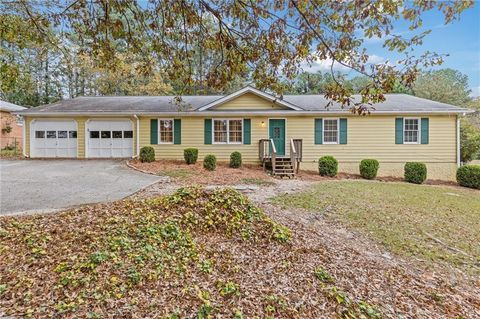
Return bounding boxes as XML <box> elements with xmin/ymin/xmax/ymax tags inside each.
<box><xmin>16</xmin><ymin>93</ymin><xmax>472</xmax><ymax>115</ymax></box>
<box><xmin>0</xmin><ymin>100</ymin><xmax>27</xmax><ymax>112</ymax></box>
<box><xmin>283</xmin><ymin>94</ymin><xmax>471</xmax><ymax>112</ymax></box>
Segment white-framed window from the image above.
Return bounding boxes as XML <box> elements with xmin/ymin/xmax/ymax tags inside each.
<box><xmin>158</xmin><ymin>119</ymin><xmax>173</xmax><ymax>143</ymax></box>
<box><xmin>213</xmin><ymin>119</ymin><xmax>243</xmax><ymax>144</ymax></box>
<box><xmin>403</xmin><ymin>118</ymin><xmax>420</xmax><ymax>144</ymax></box>
<box><xmin>323</xmin><ymin>118</ymin><xmax>339</xmax><ymax>144</ymax></box>
<box><xmin>15</xmin><ymin>115</ymin><xmax>23</xmax><ymax>126</ymax></box>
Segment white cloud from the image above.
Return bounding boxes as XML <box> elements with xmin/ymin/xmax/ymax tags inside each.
<box><xmin>367</xmin><ymin>54</ymin><xmax>385</xmax><ymax>64</ymax></box>
<box><xmin>300</xmin><ymin>57</ymin><xmax>351</xmax><ymax>73</ymax></box>
<box><xmin>301</xmin><ymin>54</ymin><xmax>386</xmax><ymax>73</ymax></box>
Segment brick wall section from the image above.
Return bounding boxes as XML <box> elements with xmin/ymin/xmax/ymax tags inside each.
<box><xmin>0</xmin><ymin>111</ymin><xmax>23</xmax><ymax>149</ymax></box>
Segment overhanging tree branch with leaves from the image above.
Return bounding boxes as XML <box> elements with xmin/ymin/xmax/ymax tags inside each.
<box><xmin>0</xmin><ymin>0</ymin><xmax>474</xmax><ymax>112</ymax></box>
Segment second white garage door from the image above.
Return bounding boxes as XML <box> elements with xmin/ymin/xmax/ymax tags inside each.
<box><xmin>87</xmin><ymin>120</ymin><xmax>133</xmax><ymax>158</ymax></box>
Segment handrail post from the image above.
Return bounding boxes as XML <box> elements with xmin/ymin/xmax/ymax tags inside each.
<box><xmin>293</xmin><ymin>139</ymin><xmax>302</xmax><ymax>173</ymax></box>
<box><xmin>270</xmin><ymin>138</ymin><xmax>277</xmax><ymax>173</ymax></box>
<box><xmin>290</xmin><ymin>139</ymin><xmax>297</xmax><ymax>175</ymax></box>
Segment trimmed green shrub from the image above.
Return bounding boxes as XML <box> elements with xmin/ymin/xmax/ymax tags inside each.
<box><xmin>318</xmin><ymin>156</ymin><xmax>338</xmax><ymax>177</ymax></box>
<box><xmin>139</xmin><ymin>146</ymin><xmax>155</xmax><ymax>163</ymax></box>
<box><xmin>456</xmin><ymin>165</ymin><xmax>480</xmax><ymax>189</ymax></box>
<box><xmin>203</xmin><ymin>154</ymin><xmax>217</xmax><ymax>171</ymax></box>
<box><xmin>404</xmin><ymin>162</ymin><xmax>427</xmax><ymax>184</ymax></box>
<box><xmin>184</xmin><ymin>148</ymin><xmax>198</xmax><ymax>164</ymax></box>
<box><xmin>359</xmin><ymin>159</ymin><xmax>379</xmax><ymax>180</ymax></box>
<box><xmin>229</xmin><ymin>151</ymin><xmax>242</xmax><ymax>168</ymax></box>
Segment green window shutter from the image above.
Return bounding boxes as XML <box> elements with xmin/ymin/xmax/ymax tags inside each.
<box><xmin>150</xmin><ymin>119</ymin><xmax>158</xmax><ymax>145</ymax></box>
<box><xmin>173</xmin><ymin>119</ymin><xmax>181</xmax><ymax>144</ymax></box>
<box><xmin>339</xmin><ymin>118</ymin><xmax>347</xmax><ymax>144</ymax></box>
<box><xmin>314</xmin><ymin>118</ymin><xmax>323</xmax><ymax>144</ymax></box>
<box><xmin>421</xmin><ymin>118</ymin><xmax>429</xmax><ymax>144</ymax></box>
<box><xmin>395</xmin><ymin>118</ymin><xmax>404</xmax><ymax>144</ymax></box>
<box><xmin>204</xmin><ymin>119</ymin><xmax>212</xmax><ymax>144</ymax></box>
<box><xmin>243</xmin><ymin>119</ymin><xmax>251</xmax><ymax>144</ymax></box>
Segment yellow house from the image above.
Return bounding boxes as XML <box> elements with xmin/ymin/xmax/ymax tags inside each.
<box><xmin>16</xmin><ymin>86</ymin><xmax>473</xmax><ymax>180</ymax></box>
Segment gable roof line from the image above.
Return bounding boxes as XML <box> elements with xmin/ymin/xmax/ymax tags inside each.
<box><xmin>196</xmin><ymin>86</ymin><xmax>303</xmax><ymax>111</ymax></box>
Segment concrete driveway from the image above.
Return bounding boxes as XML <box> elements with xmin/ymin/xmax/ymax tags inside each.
<box><xmin>0</xmin><ymin>160</ymin><xmax>162</xmax><ymax>215</ymax></box>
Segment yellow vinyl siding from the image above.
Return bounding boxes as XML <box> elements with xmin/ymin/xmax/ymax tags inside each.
<box><xmin>140</xmin><ymin>117</ymin><xmax>268</xmax><ymax>161</ymax></box>
<box><xmin>286</xmin><ymin>115</ymin><xmax>457</xmax><ymax>163</ymax></box>
<box><xmin>212</xmin><ymin>92</ymin><xmax>290</xmax><ymax>110</ymax></box>
<box><xmin>141</xmin><ymin>115</ymin><xmax>456</xmax><ymax>163</ymax></box>
<box><xmin>140</xmin><ymin>115</ymin><xmax>457</xmax><ymax>180</ymax></box>
<box><xmin>76</xmin><ymin>118</ymin><xmax>86</xmax><ymax>158</ymax></box>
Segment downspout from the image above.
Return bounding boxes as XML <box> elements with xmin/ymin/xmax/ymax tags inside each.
<box><xmin>133</xmin><ymin>114</ymin><xmax>140</xmax><ymax>158</ymax></box>
<box><xmin>457</xmin><ymin>115</ymin><xmax>461</xmax><ymax>167</ymax></box>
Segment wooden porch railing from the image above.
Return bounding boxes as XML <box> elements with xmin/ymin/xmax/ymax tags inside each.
<box><xmin>259</xmin><ymin>138</ymin><xmax>277</xmax><ymax>171</ymax></box>
<box><xmin>293</xmin><ymin>139</ymin><xmax>302</xmax><ymax>173</ymax></box>
<box><xmin>259</xmin><ymin>138</ymin><xmax>302</xmax><ymax>175</ymax></box>
<box><xmin>289</xmin><ymin>139</ymin><xmax>297</xmax><ymax>173</ymax></box>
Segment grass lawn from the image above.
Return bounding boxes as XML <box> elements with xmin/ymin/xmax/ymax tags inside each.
<box><xmin>272</xmin><ymin>180</ymin><xmax>480</xmax><ymax>273</ymax></box>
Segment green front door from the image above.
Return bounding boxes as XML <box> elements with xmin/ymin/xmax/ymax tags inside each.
<box><xmin>269</xmin><ymin>119</ymin><xmax>286</xmax><ymax>156</ymax></box>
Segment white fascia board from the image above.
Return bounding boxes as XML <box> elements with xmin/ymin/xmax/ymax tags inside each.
<box><xmin>17</xmin><ymin>109</ymin><xmax>474</xmax><ymax>117</ymax></box>
<box><xmin>197</xmin><ymin>86</ymin><xmax>303</xmax><ymax>111</ymax></box>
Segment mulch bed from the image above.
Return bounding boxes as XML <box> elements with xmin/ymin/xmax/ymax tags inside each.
<box><xmin>128</xmin><ymin>159</ymin><xmax>276</xmax><ymax>185</ymax></box>
<box><xmin>129</xmin><ymin>159</ymin><xmax>461</xmax><ymax>189</ymax></box>
<box><xmin>296</xmin><ymin>169</ymin><xmax>460</xmax><ymax>187</ymax></box>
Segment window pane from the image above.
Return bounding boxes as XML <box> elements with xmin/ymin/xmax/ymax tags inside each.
<box><xmin>323</xmin><ymin>119</ymin><xmax>338</xmax><ymax>143</ymax></box>
<box><xmin>214</xmin><ymin>120</ymin><xmax>227</xmax><ymax>143</ymax></box>
<box><xmin>90</xmin><ymin>131</ymin><xmax>99</xmax><ymax>138</ymax></box>
<box><xmin>404</xmin><ymin>119</ymin><xmax>419</xmax><ymax>143</ymax></box>
<box><xmin>112</xmin><ymin>131</ymin><xmax>122</xmax><ymax>138</ymax></box>
<box><xmin>229</xmin><ymin>120</ymin><xmax>242</xmax><ymax>143</ymax></box>
<box><xmin>58</xmin><ymin>131</ymin><xmax>67</xmax><ymax>138</ymax></box>
<box><xmin>101</xmin><ymin>131</ymin><xmax>111</xmax><ymax>138</ymax></box>
<box><xmin>123</xmin><ymin>131</ymin><xmax>133</xmax><ymax>138</ymax></box>
<box><xmin>159</xmin><ymin>120</ymin><xmax>173</xmax><ymax>143</ymax></box>
<box><xmin>69</xmin><ymin>131</ymin><xmax>77</xmax><ymax>138</ymax></box>
<box><xmin>35</xmin><ymin>131</ymin><xmax>45</xmax><ymax>138</ymax></box>
<box><xmin>47</xmin><ymin>131</ymin><xmax>56</xmax><ymax>138</ymax></box>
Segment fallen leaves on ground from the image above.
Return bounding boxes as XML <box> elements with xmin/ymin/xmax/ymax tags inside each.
<box><xmin>1</xmin><ymin>187</ymin><xmax>478</xmax><ymax>318</ymax></box>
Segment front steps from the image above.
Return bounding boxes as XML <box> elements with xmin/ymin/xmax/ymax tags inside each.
<box><xmin>264</xmin><ymin>157</ymin><xmax>296</xmax><ymax>178</ymax></box>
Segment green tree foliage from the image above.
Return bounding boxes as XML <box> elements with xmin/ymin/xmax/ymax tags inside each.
<box><xmin>0</xmin><ymin>1</ymin><xmax>473</xmax><ymax>112</ymax></box>
<box><xmin>412</xmin><ymin>69</ymin><xmax>471</xmax><ymax>106</ymax></box>
<box><xmin>405</xmin><ymin>69</ymin><xmax>479</xmax><ymax>162</ymax></box>
<box><xmin>465</xmin><ymin>99</ymin><xmax>480</xmax><ymax>130</ymax></box>
<box><xmin>460</xmin><ymin>120</ymin><xmax>480</xmax><ymax>163</ymax></box>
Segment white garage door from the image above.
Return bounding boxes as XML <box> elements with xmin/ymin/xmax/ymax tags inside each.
<box><xmin>87</xmin><ymin>120</ymin><xmax>133</xmax><ymax>158</ymax></box>
<box><xmin>31</xmin><ymin>120</ymin><xmax>77</xmax><ymax>158</ymax></box>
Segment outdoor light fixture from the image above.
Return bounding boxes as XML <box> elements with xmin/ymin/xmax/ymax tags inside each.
<box><xmin>261</xmin><ymin>121</ymin><xmax>265</xmax><ymax>127</ymax></box>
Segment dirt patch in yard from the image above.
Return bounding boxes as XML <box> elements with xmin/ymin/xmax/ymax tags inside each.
<box><xmin>128</xmin><ymin>159</ymin><xmax>276</xmax><ymax>186</ymax></box>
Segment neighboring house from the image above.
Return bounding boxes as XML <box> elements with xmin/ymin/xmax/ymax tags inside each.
<box><xmin>16</xmin><ymin>86</ymin><xmax>473</xmax><ymax>180</ymax></box>
<box><xmin>1</xmin><ymin>100</ymin><xmax>26</xmax><ymax>150</ymax></box>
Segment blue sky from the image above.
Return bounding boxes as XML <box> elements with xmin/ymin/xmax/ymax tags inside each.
<box><xmin>304</xmin><ymin>3</ymin><xmax>480</xmax><ymax>96</ymax></box>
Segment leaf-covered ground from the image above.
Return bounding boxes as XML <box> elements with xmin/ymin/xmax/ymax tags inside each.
<box><xmin>1</xmin><ymin>187</ymin><xmax>479</xmax><ymax>318</ymax></box>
